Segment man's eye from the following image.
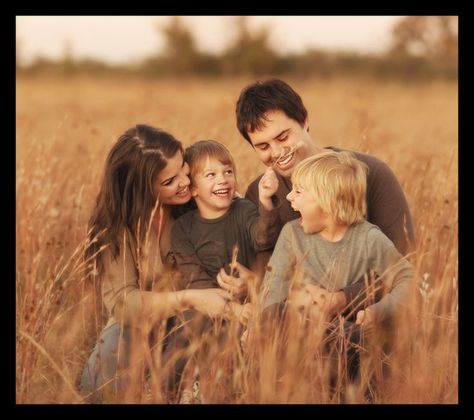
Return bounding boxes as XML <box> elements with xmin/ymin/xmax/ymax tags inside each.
<box><xmin>278</xmin><ymin>136</ymin><xmax>288</xmax><ymax>142</ymax></box>
<box><xmin>257</xmin><ymin>144</ymin><xmax>269</xmax><ymax>151</ymax></box>
<box><xmin>206</xmin><ymin>173</ymin><xmax>215</xmax><ymax>178</ymax></box>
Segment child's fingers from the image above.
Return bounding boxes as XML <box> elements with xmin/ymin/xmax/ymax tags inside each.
<box><xmin>355</xmin><ymin>310</ymin><xmax>365</xmax><ymax>325</ymax></box>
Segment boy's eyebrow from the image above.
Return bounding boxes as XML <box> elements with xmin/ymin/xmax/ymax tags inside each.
<box><xmin>253</xmin><ymin>129</ymin><xmax>289</xmax><ymax>147</ymax></box>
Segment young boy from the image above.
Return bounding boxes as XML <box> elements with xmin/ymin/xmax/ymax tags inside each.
<box><xmin>260</xmin><ymin>150</ymin><xmax>413</xmax><ymax>328</ymax></box>
<box><xmin>171</xmin><ymin>139</ymin><xmax>281</xmax><ymax>299</ymax></box>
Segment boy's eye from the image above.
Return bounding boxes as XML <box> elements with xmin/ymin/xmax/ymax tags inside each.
<box><xmin>225</xmin><ymin>169</ymin><xmax>234</xmax><ymax>175</ymax></box>
<box><xmin>205</xmin><ymin>172</ymin><xmax>215</xmax><ymax>178</ymax></box>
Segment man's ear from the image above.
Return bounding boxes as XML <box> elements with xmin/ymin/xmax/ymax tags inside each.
<box><xmin>304</xmin><ymin>117</ymin><xmax>310</xmax><ymax>132</ymax></box>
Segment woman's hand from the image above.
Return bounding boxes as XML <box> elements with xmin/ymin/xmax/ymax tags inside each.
<box><xmin>216</xmin><ymin>261</ymin><xmax>255</xmax><ymax>301</ymax></box>
<box><xmin>183</xmin><ymin>288</ymin><xmax>231</xmax><ymax>319</ymax></box>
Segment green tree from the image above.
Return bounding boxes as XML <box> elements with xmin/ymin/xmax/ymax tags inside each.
<box><xmin>222</xmin><ymin>17</ymin><xmax>278</xmax><ymax>75</ymax></box>
<box><xmin>157</xmin><ymin>16</ymin><xmax>220</xmax><ymax>75</ymax></box>
<box><xmin>389</xmin><ymin>16</ymin><xmax>458</xmax><ymax>63</ymax></box>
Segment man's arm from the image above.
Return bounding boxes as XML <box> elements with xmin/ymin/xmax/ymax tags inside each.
<box><xmin>366</xmin><ymin>159</ymin><xmax>415</xmax><ymax>255</ymax></box>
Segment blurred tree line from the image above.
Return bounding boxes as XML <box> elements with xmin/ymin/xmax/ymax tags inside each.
<box><xmin>17</xmin><ymin>16</ymin><xmax>458</xmax><ymax>80</ymax></box>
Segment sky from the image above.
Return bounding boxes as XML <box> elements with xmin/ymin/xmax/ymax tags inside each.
<box><xmin>16</xmin><ymin>16</ymin><xmax>403</xmax><ymax>65</ymax></box>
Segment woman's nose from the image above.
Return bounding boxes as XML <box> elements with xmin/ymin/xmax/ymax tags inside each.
<box><xmin>178</xmin><ymin>173</ymin><xmax>190</xmax><ymax>187</ymax></box>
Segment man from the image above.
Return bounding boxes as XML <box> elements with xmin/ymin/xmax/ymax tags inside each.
<box><xmin>235</xmin><ymin>78</ymin><xmax>415</xmax><ymax>318</ymax></box>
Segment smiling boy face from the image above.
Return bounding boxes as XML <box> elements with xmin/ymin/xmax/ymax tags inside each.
<box><xmin>191</xmin><ymin>156</ymin><xmax>237</xmax><ymax>219</ymax></box>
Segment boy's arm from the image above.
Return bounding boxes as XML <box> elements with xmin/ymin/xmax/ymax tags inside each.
<box><xmin>259</xmin><ymin>224</ymin><xmax>294</xmax><ymax>312</ymax></box>
<box><xmin>362</xmin><ymin>227</ymin><xmax>414</xmax><ymax>323</ymax></box>
<box><xmin>171</xmin><ymin>221</ymin><xmax>217</xmax><ymax>289</ymax></box>
<box><xmin>248</xmin><ymin>167</ymin><xmax>282</xmax><ymax>250</ymax></box>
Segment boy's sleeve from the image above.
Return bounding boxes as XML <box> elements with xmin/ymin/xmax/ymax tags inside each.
<box><xmin>260</xmin><ymin>224</ymin><xmax>295</xmax><ymax>312</ymax></box>
<box><xmin>241</xmin><ymin>199</ymin><xmax>281</xmax><ymax>251</ymax></box>
<box><xmin>365</xmin><ymin>227</ymin><xmax>414</xmax><ymax>322</ymax></box>
<box><xmin>171</xmin><ymin>220</ymin><xmax>217</xmax><ymax>289</ymax></box>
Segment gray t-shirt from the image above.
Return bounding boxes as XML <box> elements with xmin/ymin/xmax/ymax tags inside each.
<box><xmin>261</xmin><ymin>220</ymin><xmax>413</xmax><ymax>322</ymax></box>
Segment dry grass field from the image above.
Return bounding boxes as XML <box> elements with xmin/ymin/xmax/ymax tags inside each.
<box><xmin>16</xmin><ymin>74</ymin><xmax>458</xmax><ymax>403</ymax></box>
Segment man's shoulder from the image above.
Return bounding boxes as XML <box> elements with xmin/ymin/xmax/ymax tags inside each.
<box><xmin>244</xmin><ymin>173</ymin><xmax>265</xmax><ymax>202</ymax></box>
<box><xmin>327</xmin><ymin>146</ymin><xmax>387</xmax><ymax>170</ymax></box>
<box><xmin>246</xmin><ymin>173</ymin><xmax>265</xmax><ymax>191</ymax></box>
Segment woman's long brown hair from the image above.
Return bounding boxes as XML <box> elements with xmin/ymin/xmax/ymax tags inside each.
<box><xmin>85</xmin><ymin>124</ymin><xmax>183</xmax><ymax>279</ymax></box>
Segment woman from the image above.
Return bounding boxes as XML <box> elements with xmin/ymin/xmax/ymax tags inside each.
<box><xmin>79</xmin><ymin>124</ymin><xmax>235</xmax><ymax>403</ymax></box>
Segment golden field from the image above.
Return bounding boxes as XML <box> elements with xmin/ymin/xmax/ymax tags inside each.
<box><xmin>16</xmin><ymin>74</ymin><xmax>458</xmax><ymax>403</ymax></box>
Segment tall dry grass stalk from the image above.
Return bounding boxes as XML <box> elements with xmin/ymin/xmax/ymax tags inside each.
<box><xmin>16</xmin><ymin>75</ymin><xmax>457</xmax><ymax>403</ymax></box>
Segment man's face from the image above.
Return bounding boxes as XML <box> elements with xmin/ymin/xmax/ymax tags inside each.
<box><xmin>247</xmin><ymin>110</ymin><xmax>314</xmax><ymax>178</ymax></box>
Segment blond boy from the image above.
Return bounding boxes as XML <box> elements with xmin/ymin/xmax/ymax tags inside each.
<box><xmin>261</xmin><ymin>150</ymin><xmax>413</xmax><ymax>330</ymax></box>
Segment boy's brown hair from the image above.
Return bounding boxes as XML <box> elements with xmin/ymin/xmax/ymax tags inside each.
<box><xmin>184</xmin><ymin>140</ymin><xmax>237</xmax><ymax>183</ymax></box>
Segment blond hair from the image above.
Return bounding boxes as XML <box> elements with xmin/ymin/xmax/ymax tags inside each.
<box><xmin>184</xmin><ymin>140</ymin><xmax>236</xmax><ymax>182</ymax></box>
<box><xmin>291</xmin><ymin>150</ymin><xmax>368</xmax><ymax>225</ymax></box>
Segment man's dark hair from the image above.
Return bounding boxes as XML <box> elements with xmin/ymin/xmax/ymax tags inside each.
<box><xmin>236</xmin><ymin>79</ymin><xmax>308</xmax><ymax>144</ymax></box>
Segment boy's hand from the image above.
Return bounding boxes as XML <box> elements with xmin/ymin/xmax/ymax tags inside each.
<box><xmin>239</xmin><ymin>302</ymin><xmax>254</xmax><ymax>326</ymax></box>
<box><xmin>217</xmin><ymin>261</ymin><xmax>255</xmax><ymax>300</ymax></box>
<box><xmin>240</xmin><ymin>328</ymin><xmax>250</xmax><ymax>353</ymax></box>
<box><xmin>355</xmin><ymin>308</ymin><xmax>375</xmax><ymax>330</ymax></box>
<box><xmin>305</xmin><ymin>283</ymin><xmax>346</xmax><ymax>319</ymax></box>
<box><xmin>258</xmin><ymin>167</ymin><xmax>279</xmax><ymax>210</ymax></box>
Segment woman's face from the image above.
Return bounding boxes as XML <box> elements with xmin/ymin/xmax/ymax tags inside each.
<box><xmin>154</xmin><ymin>150</ymin><xmax>191</xmax><ymax>205</ymax></box>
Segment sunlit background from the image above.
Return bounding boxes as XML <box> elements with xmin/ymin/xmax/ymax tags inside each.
<box><xmin>16</xmin><ymin>16</ymin><xmax>457</xmax><ymax>79</ymax></box>
<box><xmin>16</xmin><ymin>16</ymin><xmax>458</xmax><ymax>403</ymax></box>
<box><xmin>17</xmin><ymin>16</ymin><xmax>402</xmax><ymax>64</ymax></box>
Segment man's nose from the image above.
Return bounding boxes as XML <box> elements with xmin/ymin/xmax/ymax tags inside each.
<box><xmin>270</xmin><ymin>144</ymin><xmax>282</xmax><ymax>160</ymax></box>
